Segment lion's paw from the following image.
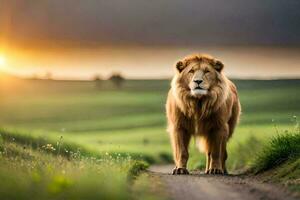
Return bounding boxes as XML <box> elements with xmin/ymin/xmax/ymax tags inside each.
<box><xmin>206</xmin><ymin>168</ymin><xmax>224</xmax><ymax>175</ymax></box>
<box><xmin>172</xmin><ymin>167</ymin><xmax>189</xmax><ymax>175</ymax></box>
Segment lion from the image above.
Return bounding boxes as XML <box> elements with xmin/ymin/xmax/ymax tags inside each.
<box><xmin>166</xmin><ymin>54</ymin><xmax>241</xmax><ymax>175</ymax></box>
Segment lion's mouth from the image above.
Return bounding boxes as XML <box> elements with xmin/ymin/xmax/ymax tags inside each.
<box><xmin>191</xmin><ymin>87</ymin><xmax>208</xmax><ymax>96</ymax></box>
<box><xmin>194</xmin><ymin>86</ymin><xmax>204</xmax><ymax>90</ymax></box>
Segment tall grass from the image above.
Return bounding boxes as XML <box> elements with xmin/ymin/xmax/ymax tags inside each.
<box><xmin>252</xmin><ymin>128</ymin><xmax>300</xmax><ymax>173</ymax></box>
<box><xmin>0</xmin><ymin>138</ymin><xmax>149</xmax><ymax>200</ymax></box>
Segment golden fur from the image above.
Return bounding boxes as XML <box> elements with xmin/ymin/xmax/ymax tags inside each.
<box><xmin>166</xmin><ymin>54</ymin><xmax>241</xmax><ymax>175</ymax></box>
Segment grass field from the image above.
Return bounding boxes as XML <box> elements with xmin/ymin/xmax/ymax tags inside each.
<box><xmin>1</xmin><ymin>79</ymin><xmax>299</xmax><ymax>164</ymax></box>
<box><xmin>0</xmin><ymin>78</ymin><xmax>299</xmax><ymax>199</ymax></box>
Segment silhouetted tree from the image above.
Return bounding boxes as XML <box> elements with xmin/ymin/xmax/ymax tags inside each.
<box><xmin>108</xmin><ymin>73</ymin><xmax>125</xmax><ymax>88</ymax></box>
<box><xmin>93</xmin><ymin>74</ymin><xmax>103</xmax><ymax>88</ymax></box>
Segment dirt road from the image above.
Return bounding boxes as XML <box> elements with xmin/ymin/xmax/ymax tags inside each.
<box><xmin>148</xmin><ymin>165</ymin><xmax>298</xmax><ymax>200</ymax></box>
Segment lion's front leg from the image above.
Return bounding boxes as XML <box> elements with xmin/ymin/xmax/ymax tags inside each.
<box><xmin>207</xmin><ymin>138</ymin><xmax>223</xmax><ymax>174</ymax></box>
<box><xmin>170</xmin><ymin>128</ymin><xmax>191</xmax><ymax>175</ymax></box>
<box><xmin>206</xmin><ymin>128</ymin><xmax>227</xmax><ymax>175</ymax></box>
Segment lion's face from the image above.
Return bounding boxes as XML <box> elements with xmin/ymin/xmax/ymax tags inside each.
<box><xmin>187</xmin><ymin>62</ymin><xmax>217</xmax><ymax>97</ymax></box>
<box><xmin>174</xmin><ymin>54</ymin><xmax>224</xmax><ymax>98</ymax></box>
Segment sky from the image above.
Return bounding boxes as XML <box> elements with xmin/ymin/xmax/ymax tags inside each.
<box><xmin>0</xmin><ymin>0</ymin><xmax>300</xmax><ymax>79</ymax></box>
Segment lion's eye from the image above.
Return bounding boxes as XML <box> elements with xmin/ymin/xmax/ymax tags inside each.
<box><xmin>204</xmin><ymin>70</ymin><xmax>210</xmax><ymax>74</ymax></box>
<box><xmin>189</xmin><ymin>69</ymin><xmax>194</xmax><ymax>74</ymax></box>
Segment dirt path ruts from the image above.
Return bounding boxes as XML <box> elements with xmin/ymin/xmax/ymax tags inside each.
<box><xmin>148</xmin><ymin>165</ymin><xmax>297</xmax><ymax>200</ymax></box>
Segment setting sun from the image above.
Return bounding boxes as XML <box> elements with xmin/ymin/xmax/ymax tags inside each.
<box><xmin>0</xmin><ymin>55</ymin><xmax>6</xmax><ymax>67</ymax></box>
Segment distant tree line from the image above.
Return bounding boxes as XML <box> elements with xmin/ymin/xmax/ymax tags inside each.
<box><xmin>93</xmin><ymin>72</ymin><xmax>125</xmax><ymax>89</ymax></box>
<box><xmin>28</xmin><ymin>71</ymin><xmax>126</xmax><ymax>89</ymax></box>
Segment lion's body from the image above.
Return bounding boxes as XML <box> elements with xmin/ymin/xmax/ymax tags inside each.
<box><xmin>166</xmin><ymin>54</ymin><xmax>241</xmax><ymax>174</ymax></box>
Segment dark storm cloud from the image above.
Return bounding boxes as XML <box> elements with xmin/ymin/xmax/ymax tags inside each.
<box><xmin>1</xmin><ymin>0</ymin><xmax>300</xmax><ymax>46</ymax></box>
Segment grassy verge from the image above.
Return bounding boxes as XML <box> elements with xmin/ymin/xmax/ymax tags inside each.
<box><xmin>0</xmin><ymin>132</ymin><xmax>150</xmax><ymax>200</ymax></box>
<box><xmin>0</xmin><ymin>127</ymin><xmax>171</xmax><ymax>164</ymax></box>
<box><xmin>251</xmin><ymin>126</ymin><xmax>300</xmax><ymax>193</ymax></box>
<box><xmin>252</xmin><ymin>132</ymin><xmax>300</xmax><ymax>173</ymax></box>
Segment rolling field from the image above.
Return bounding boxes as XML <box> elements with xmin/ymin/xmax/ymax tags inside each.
<box><xmin>0</xmin><ymin>78</ymin><xmax>299</xmax><ymax>199</ymax></box>
<box><xmin>0</xmin><ymin>79</ymin><xmax>300</xmax><ymax>166</ymax></box>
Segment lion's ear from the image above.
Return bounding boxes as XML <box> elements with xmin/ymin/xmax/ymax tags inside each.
<box><xmin>175</xmin><ymin>61</ymin><xmax>185</xmax><ymax>73</ymax></box>
<box><xmin>213</xmin><ymin>60</ymin><xmax>224</xmax><ymax>72</ymax></box>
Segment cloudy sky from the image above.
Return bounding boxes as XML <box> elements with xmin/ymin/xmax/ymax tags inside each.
<box><xmin>0</xmin><ymin>0</ymin><xmax>300</xmax><ymax>79</ymax></box>
<box><xmin>1</xmin><ymin>0</ymin><xmax>300</xmax><ymax>47</ymax></box>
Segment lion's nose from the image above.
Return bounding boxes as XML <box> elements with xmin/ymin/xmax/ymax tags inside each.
<box><xmin>194</xmin><ymin>80</ymin><xmax>203</xmax><ymax>85</ymax></box>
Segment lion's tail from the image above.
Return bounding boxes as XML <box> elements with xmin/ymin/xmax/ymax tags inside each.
<box><xmin>196</xmin><ymin>137</ymin><xmax>208</xmax><ymax>153</ymax></box>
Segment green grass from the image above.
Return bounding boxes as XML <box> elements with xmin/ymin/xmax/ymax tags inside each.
<box><xmin>252</xmin><ymin>129</ymin><xmax>300</xmax><ymax>173</ymax></box>
<box><xmin>1</xmin><ymin>79</ymin><xmax>300</xmax><ymax>167</ymax></box>
<box><xmin>0</xmin><ymin>133</ymin><xmax>150</xmax><ymax>200</ymax></box>
<box><xmin>250</xmin><ymin>127</ymin><xmax>300</xmax><ymax>192</ymax></box>
<box><xmin>0</xmin><ymin>78</ymin><xmax>299</xmax><ymax>198</ymax></box>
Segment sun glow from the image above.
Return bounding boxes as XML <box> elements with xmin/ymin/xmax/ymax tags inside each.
<box><xmin>0</xmin><ymin>55</ymin><xmax>6</xmax><ymax>67</ymax></box>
